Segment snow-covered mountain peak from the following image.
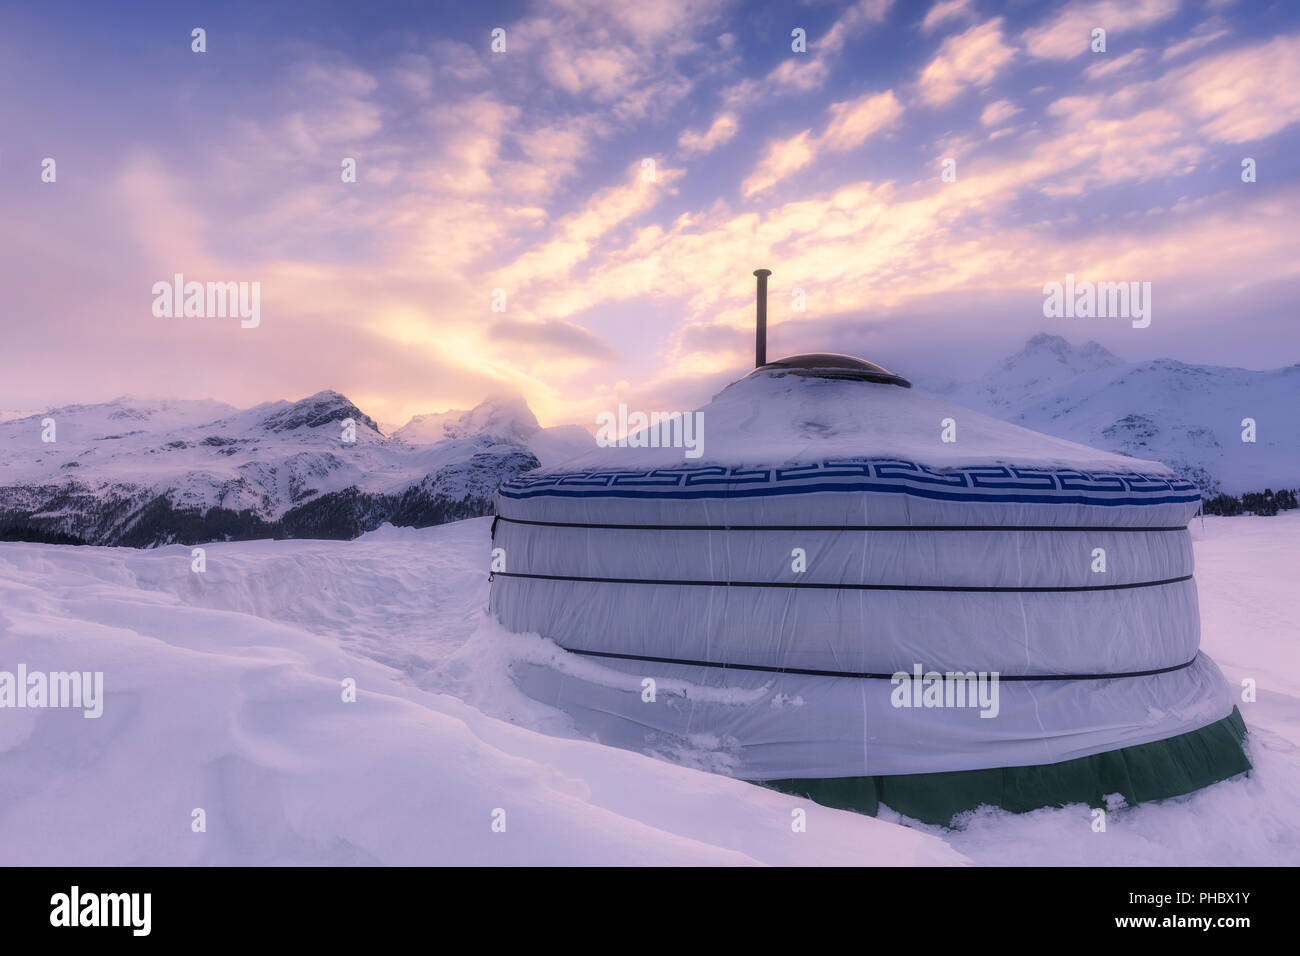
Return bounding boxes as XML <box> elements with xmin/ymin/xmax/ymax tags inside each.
<box><xmin>1000</xmin><ymin>333</ymin><xmax>1122</xmax><ymax>376</ymax></box>
<box><xmin>395</xmin><ymin>394</ymin><xmax>540</xmax><ymax>445</ymax></box>
<box><xmin>948</xmin><ymin>333</ymin><xmax>1124</xmax><ymax>417</ymax></box>
<box><xmin>254</xmin><ymin>390</ymin><xmax>382</xmax><ymax>436</ymax></box>
<box><xmin>3</xmin><ymin>396</ymin><xmax>239</xmax><ymax>433</ymax></box>
<box><xmin>944</xmin><ymin>336</ymin><xmax>1299</xmax><ymax>496</ymax></box>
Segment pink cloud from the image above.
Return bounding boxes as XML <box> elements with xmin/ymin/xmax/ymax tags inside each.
<box><xmin>916</xmin><ymin>19</ymin><xmax>1017</xmax><ymax>106</ymax></box>
<box><xmin>1022</xmin><ymin>0</ymin><xmax>1180</xmax><ymax>60</ymax></box>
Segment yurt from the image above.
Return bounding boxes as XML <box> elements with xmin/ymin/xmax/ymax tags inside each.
<box><xmin>489</xmin><ymin>271</ymin><xmax>1250</xmax><ymax>826</ymax></box>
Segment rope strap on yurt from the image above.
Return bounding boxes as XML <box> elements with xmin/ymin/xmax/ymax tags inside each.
<box><xmin>489</xmin><ymin>570</ymin><xmax>1194</xmax><ymax>593</ymax></box>
<box><xmin>492</xmin><ymin>516</ymin><xmax>1189</xmax><ymax>532</ymax></box>
<box><xmin>552</xmin><ymin>646</ymin><xmax>1199</xmax><ymax>681</ymax></box>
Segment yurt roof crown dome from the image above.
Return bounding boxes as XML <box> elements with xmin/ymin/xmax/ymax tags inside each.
<box><xmin>743</xmin><ymin>268</ymin><xmax>912</xmax><ymax>388</ymax></box>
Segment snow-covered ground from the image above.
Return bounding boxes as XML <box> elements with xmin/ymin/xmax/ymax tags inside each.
<box><xmin>0</xmin><ymin>513</ymin><xmax>1296</xmax><ymax>865</ymax></box>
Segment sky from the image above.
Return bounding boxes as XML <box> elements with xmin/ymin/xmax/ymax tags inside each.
<box><xmin>2</xmin><ymin>0</ymin><xmax>1299</xmax><ymax>428</ymax></box>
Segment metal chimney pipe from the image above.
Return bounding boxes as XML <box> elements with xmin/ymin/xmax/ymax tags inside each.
<box><xmin>753</xmin><ymin>268</ymin><xmax>771</xmax><ymax>368</ymax></box>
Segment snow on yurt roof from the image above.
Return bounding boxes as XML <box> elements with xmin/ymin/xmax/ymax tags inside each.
<box><xmin>550</xmin><ymin>362</ymin><xmax>1174</xmax><ymax>477</ymax></box>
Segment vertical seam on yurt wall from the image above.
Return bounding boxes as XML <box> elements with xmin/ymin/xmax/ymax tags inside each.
<box><xmin>1015</xmin><ymin>528</ymin><xmax>1051</xmax><ymax>758</ymax></box>
<box><xmin>860</xmin><ymin>677</ymin><xmax>871</xmax><ymax>778</ymax></box>
<box><xmin>581</xmin><ymin>480</ymin><xmax>596</xmax><ymax>613</ymax></box>
<box><xmin>689</xmin><ymin>490</ymin><xmax>723</xmax><ymax>744</ymax></box>
<box><xmin>582</xmin><ymin>522</ymin><xmax>596</xmax><ymax>615</ymax></box>
<box><xmin>702</xmin><ymin>495</ymin><xmax>718</xmax><ymax>681</ymax></box>
<box><xmin>858</xmin><ymin>484</ymin><xmax>871</xmax><ymax>775</ymax></box>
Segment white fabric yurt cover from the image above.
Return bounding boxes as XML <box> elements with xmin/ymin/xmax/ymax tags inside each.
<box><xmin>489</xmin><ymin>356</ymin><xmax>1249</xmax><ymax>822</ymax></box>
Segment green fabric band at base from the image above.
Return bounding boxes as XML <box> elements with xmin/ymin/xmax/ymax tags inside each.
<box><xmin>757</xmin><ymin>707</ymin><xmax>1251</xmax><ymax>827</ymax></box>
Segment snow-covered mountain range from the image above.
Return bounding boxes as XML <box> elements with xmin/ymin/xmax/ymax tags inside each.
<box><xmin>0</xmin><ymin>391</ymin><xmax>592</xmax><ymax>546</ymax></box>
<box><xmin>2</xmin><ymin>336</ymin><xmax>1294</xmax><ymax>545</ymax></box>
<box><xmin>933</xmin><ymin>334</ymin><xmax>1300</xmax><ymax>496</ymax></box>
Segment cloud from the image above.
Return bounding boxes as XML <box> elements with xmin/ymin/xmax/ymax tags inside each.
<box><xmin>742</xmin><ymin>131</ymin><xmax>817</xmax><ymax>197</ymax></box>
<box><xmin>742</xmin><ymin>90</ymin><xmax>902</xmax><ymax>195</ymax></box>
<box><xmin>288</xmin><ymin>59</ymin><xmax>379</xmax><ymax>98</ymax></box>
<box><xmin>515</xmin><ymin>120</ymin><xmax>600</xmax><ymax>183</ymax></box>
<box><xmin>764</xmin><ymin>56</ymin><xmax>833</xmax><ymax>95</ymax></box>
<box><xmin>821</xmin><ymin>90</ymin><xmax>905</xmax><ymax>150</ymax></box>
<box><xmin>1021</xmin><ymin>0</ymin><xmax>1179</xmax><ymax>61</ymax></box>
<box><xmin>1163</xmin><ymin>33</ymin><xmax>1300</xmax><ymax>143</ymax></box>
<box><xmin>1035</xmin><ymin>96</ymin><xmax>1204</xmax><ymax>194</ymax></box>
<box><xmin>819</xmin><ymin>0</ymin><xmax>895</xmax><ymax>56</ymax></box>
<box><xmin>678</xmin><ymin>112</ymin><xmax>739</xmax><ymax>156</ymax></box>
<box><xmin>390</xmin><ymin>54</ymin><xmax>435</xmax><ymax>99</ymax></box>
<box><xmin>414</xmin><ymin>94</ymin><xmax>518</xmax><ymax>197</ymax></box>
<box><xmin>114</xmin><ymin>151</ymin><xmax>216</xmax><ymax>272</ymax></box>
<box><xmin>1083</xmin><ymin>48</ymin><xmax>1148</xmax><ymax>80</ymax></box>
<box><xmin>916</xmin><ymin>19</ymin><xmax>1017</xmax><ymax>106</ymax></box>
<box><xmin>495</xmin><ymin>162</ymin><xmax>681</xmax><ymax>289</ymax></box>
<box><xmin>1161</xmin><ymin>25</ymin><xmax>1231</xmax><ymax>61</ymax></box>
<box><xmin>979</xmin><ymin>99</ymin><xmax>1022</xmax><ymax>127</ymax></box>
<box><xmin>541</xmin><ymin>44</ymin><xmax>640</xmax><ymax>101</ymax></box>
<box><xmin>919</xmin><ymin>0</ymin><xmax>974</xmax><ymax>34</ymax></box>
<box><xmin>488</xmin><ymin>319</ymin><xmax>619</xmax><ymax>361</ymax></box>
<box><xmin>428</xmin><ymin>39</ymin><xmax>491</xmax><ymax>84</ymax></box>
<box><xmin>516</xmin><ymin>0</ymin><xmax>730</xmax><ymax>121</ymax></box>
<box><xmin>276</xmin><ymin>58</ymin><xmax>384</xmax><ymax>151</ymax></box>
<box><xmin>721</xmin><ymin>0</ymin><xmax>893</xmax><ymax>108</ymax></box>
